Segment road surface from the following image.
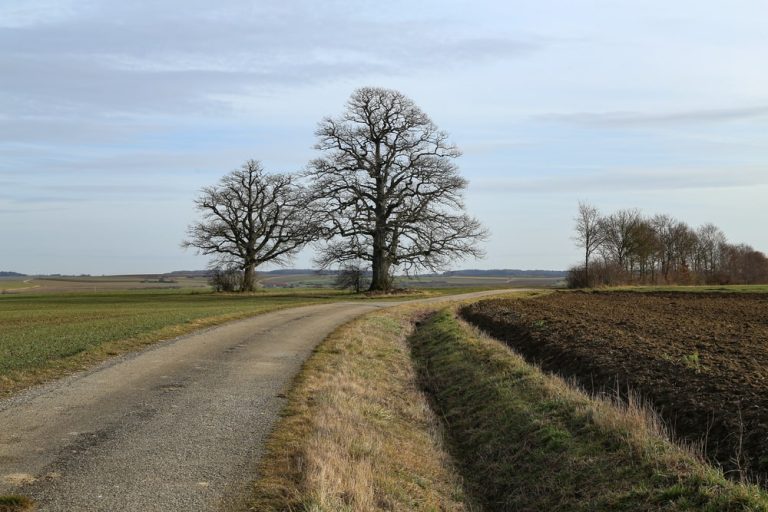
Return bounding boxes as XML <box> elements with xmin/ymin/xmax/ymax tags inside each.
<box><xmin>0</xmin><ymin>290</ymin><xmax>517</xmax><ymax>511</ymax></box>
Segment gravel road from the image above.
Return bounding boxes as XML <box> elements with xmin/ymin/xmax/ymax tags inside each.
<box><xmin>0</xmin><ymin>290</ymin><xmax>517</xmax><ymax>511</ymax></box>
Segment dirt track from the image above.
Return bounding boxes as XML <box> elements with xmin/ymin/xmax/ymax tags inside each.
<box><xmin>0</xmin><ymin>290</ymin><xmax>516</xmax><ymax>511</ymax></box>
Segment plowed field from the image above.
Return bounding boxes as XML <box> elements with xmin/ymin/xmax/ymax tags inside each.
<box><xmin>461</xmin><ymin>291</ymin><xmax>768</xmax><ymax>481</ymax></box>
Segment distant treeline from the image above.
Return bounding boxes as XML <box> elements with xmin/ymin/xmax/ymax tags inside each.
<box><xmin>0</xmin><ymin>271</ymin><xmax>25</xmax><ymax>277</ymax></box>
<box><xmin>571</xmin><ymin>204</ymin><xmax>768</xmax><ymax>287</ymax></box>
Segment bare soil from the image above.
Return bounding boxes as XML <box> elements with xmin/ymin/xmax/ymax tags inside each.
<box><xmin>461</xmin><ymin>291</ymin><xmax>768</xmax><ymax>481</ymax></box>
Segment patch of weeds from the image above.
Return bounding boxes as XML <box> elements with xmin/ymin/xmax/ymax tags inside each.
<box><xmin>0</xmin><ymin>495</ymin><xmax>35</xmax><ymax>512</ymax></box>
<box><xmin>537</xmin><ymin>424</ymin><xmax>572</xmax><ymax>451</ymax></box>
<box><xmin>682</xmin><ymin>351</ymin><xmax>702</xmax><ymax>373</ymax></box>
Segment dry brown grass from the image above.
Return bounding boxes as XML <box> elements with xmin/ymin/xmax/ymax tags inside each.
<box><xmin>250</xmin><ymin>306</ymin><xmax>473</xmax><ymax>511</ymax></box>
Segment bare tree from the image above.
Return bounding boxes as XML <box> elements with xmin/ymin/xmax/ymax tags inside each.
<box><xmin>333</xmin><ymin>262</ymin><xmax>370</xmax><ymax>293</ymax></box>
<box><xmin>573</xmin><ymin>202</ymin><xmax>604</xmax><ymax>286</ymax></box>
<box><xmin>307</xmin><ymin>87</ymin><xmax>488</xmax><ymax>291</ymax></box>
<box><xmin>600</xmin><ymin>208</ymin><xmax>642</xmax><ymax>273</ymax></box>
<box><xmin>183</xmin><ymin>160</ymin><xmax>317</xmax><ymax>292</ymax></box>
<box><xmin>696</xmin><ymin>223</ymin><xmax>727</xmax><ymax>281</ymax></box>
<box><xmin>629</xmin><ymin>218</ymin><xmax>659</xmax><ymax>283</ymax></box>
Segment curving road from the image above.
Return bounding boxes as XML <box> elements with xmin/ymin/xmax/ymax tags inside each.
<box><xmin>0</xmin><ymin>290</ymin><xmax>516</xmax><ymax>511</ymax></box>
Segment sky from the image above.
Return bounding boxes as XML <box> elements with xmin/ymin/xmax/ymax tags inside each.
<box><xmin>2</xmin><ymin>0</ymin><xmax>767</xmax><ymax>275</ymax></box>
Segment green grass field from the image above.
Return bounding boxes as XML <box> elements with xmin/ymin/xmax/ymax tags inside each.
<box><xmin>0</xmin><ymin>289</ymin><xmax>354</xmax><ymax>395</ymax></box>
<box><xmin>0</xmin><ymin>280</ymin><xmax>35</xmax><ymax>291</ymax></box>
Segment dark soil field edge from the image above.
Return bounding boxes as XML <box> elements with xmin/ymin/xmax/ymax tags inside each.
<box><xmin>410</xmin><ymin>308</ymin><xmax>768</xmax><ymax>511</ymax></box>
<box><xmin>459</xmin><ymin>291</ymin><xmax>768</xmax><ymax>484</ymax></box>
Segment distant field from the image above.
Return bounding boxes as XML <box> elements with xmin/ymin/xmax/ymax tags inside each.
<box><xmin>2</xmin><ymin>273</ymin><xmax>564</xmax><ymax>294</ymax></box>
<box><xmin>399</xmin><ymin>275</ymin><xmax>564</xmax><ymax>288</ymax></box>
<box><xmin>6</xmin><ymin>275</ymin><xmax>211</xmax><ymax>294</ymax></box>
<box><xmin>258</xmin><ymin>273</ymin><xmax>335</xmax><ymax>287</ymax></box>
<box><xmin>259</xmin><ymin>273</ymin><xmax>564</xmax><ymax>289</ymax></box>
<box><xmin>0</xmin><ymin>279</ymin><xmax>35</xmax><ymax>291</ymax></box>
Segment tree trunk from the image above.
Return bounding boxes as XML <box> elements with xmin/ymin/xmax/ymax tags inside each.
<box><xmin>242</xmin><ymin>263</ymin><xmax>256</xmax><ymax>292</ymax></box>
<box><xmin>369</xmin><ymin>168</ymin><xmax>391</xmax><ymax>292</ymax></box>
<box><xmin>585</xmin><ymin>252</ymin><xmax>590</xmax><ymax>288</ymax></box>
<box><xmin>369</xmin><ymin>251</ymin><xmax>390</xmax><ymax>291</ymax></box>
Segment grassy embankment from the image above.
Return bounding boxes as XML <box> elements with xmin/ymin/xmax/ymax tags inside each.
<box><xmin>412</xmin><ymin>309</ymin><xmax>768</xmax><ymax>511</ymax></box>
<box><xmin>252</xmin><ymin>298</ymin><xmax>768</xmax><ymax>511</ymax></box>
<box><xmin>250</xmin><ymin>304</ymin><xmax>474</xmax><ymax>511</ymax></box>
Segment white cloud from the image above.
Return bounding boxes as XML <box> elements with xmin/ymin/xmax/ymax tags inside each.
<box><xmin>474</xmin><ymin>166</ymin><xmax>768</xmax><ymax>194</ymax></box>
<box><xmin>540</xmin><ymin>106</ymin><xmax>768</xmax><ymax>127</ymax></box>
<box><xmin>0</xmin><ymin>0</ymin><xmax>92</xmax><ymax>28</ymax></box>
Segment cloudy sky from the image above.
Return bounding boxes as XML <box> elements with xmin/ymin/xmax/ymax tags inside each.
<box><xmin>2</xmin><ymin>0</ymin><xmax>767</xmax><ymax>274</ymax></box>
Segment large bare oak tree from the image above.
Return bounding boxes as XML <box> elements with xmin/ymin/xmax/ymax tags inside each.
<box><xmin>307</xmin><ymin>87</ymin><xmax>487</xmax><ymax>291</ymax></box>
<box><xmin>183</xmin><ymin>160</ymin><xmax>317</xmax><ymax>291</ymax></box>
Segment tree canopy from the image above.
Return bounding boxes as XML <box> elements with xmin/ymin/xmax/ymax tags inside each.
<box><xmin>183</xmin><ymin>160</ymin><xmax>317</xmax><ymax>291</ymax></box>
<box><xmin>307</xmin><ymin>87</ymin><xmax>487</xmax><ymax>291</ymax></box>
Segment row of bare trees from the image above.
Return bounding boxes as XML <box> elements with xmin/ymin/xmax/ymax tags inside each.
<box><xmin>571</xmin><ymin>202</ymin><xmax>768</xmax><ymax>287</ymax></box>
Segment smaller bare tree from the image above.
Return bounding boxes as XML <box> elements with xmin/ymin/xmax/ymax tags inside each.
<box><xmin>333</xmin><ymin>263</ymin><xmax>370</xmax><ymax>293</ymax></box>
<box><xmin>183</xmin><ymin>160</ymin><xmax>318</xmax><ymax>292</ymax></box>
<box><xmin>573</xmin><ymin>202</ymin><xmax>605</xmax><ymax>287</ymax></box>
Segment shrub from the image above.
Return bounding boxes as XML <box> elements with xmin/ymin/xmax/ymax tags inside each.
<box><xmin>208</xmin><ymin>267</ymin><xmax>244</xmax><ymax>292</ymax></box>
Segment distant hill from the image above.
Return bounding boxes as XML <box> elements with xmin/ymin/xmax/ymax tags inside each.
<box><xmin>0</xmin><ymin>271</ymin><xmax>26</xmax><ymax>277</ymax></box>
<box><xmin>443</xmin><ymin>269</ymin><xmax>567</xmax><ymax>278</ymax></box>
<box><xmin>166</xmin><ymin>270</ymin><xmax>211</xmax><ymax>277</ymax></box>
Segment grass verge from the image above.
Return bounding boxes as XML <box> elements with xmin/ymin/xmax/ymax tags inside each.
<box><xmin>250</xmin><ymin>306</ymin><xmax>472</xmax><ymax>511</ymax></box>
<box><xmin>0</xmin><ymin>495</ymin><xmax>34</xmax><ymax>512</ymax></box>
<box><xmin>409</xmin><ymin>308</ymin><xmax>768</xmax><ymax>511</ymax></box>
